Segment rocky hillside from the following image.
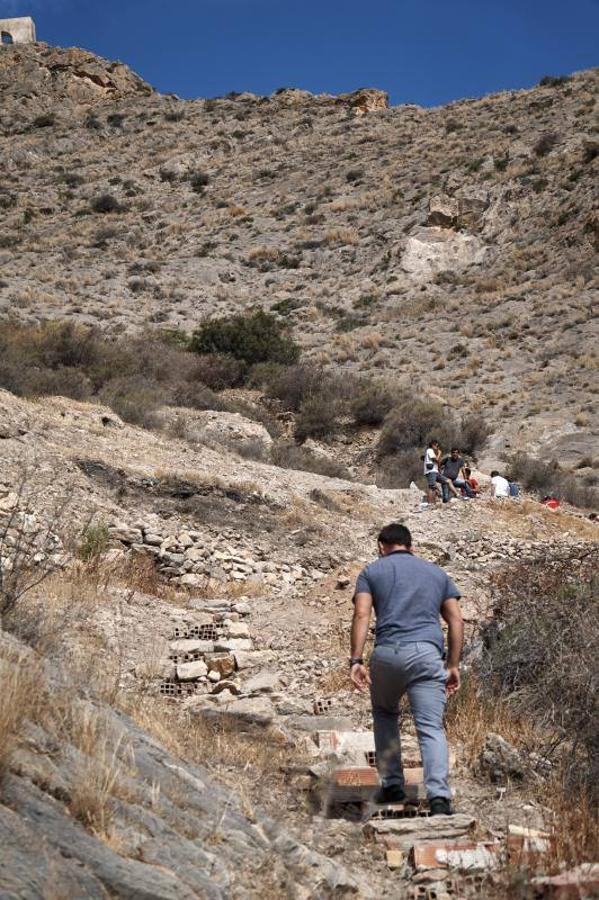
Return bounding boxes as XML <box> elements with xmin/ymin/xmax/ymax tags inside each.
<box><xmin>1</xmin><ymin>383</ymin><xmax>598</xmax><ymax>898</ymax></box>
<box><xmin>0</xmin><ymin>43</ymin><xmax>597</xmax><ymax>466</ymax></box>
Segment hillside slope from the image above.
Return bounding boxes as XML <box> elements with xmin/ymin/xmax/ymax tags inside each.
<box><xmin>0</xmin><ymin>43</ymin><xmax>598</xmax><ymax>465</ymax></box>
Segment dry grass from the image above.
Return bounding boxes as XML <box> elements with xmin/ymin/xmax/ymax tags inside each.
<box><xmin>445</xmin><ymin>673</ymin><xmax>536</xmax><ymax>767</ymax></box>
<box><xmin>323</xmin><ymin>226</ymin><xmax>359</xmax><ymax>245</ymax></box>
<box><xmin>488</xmin><ymin>498</ymin><xmax>599</xmax><ymax>540</ymax></box>
<box><xmin>447</xmin><ymin>676</ymin><xmax>599</xmax><ymax>890</ymax></box>
<box><xmin>124</xmin><ymin>696</ymin><xmax>303</xmax><ymax>819</ymax></box>
<box><xmin>67</xmin><ymin>707</ymin><xmax>129</xmax><ymax>844</ymax></box>
<box><xmin>0</xmin><ymin>650</ymin><xmax>43</xmax><ymax>783</ymax></box>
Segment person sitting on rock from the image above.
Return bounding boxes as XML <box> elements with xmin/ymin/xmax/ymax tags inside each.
<box><xmin>463</xmin><ymin>466</ymin><xmax>480</xmax><ymax>496</ymax></box>
<box><xmin>423</xmin><ymin>439</ymin><xmax>459</xmax><ymax>504</ymax></box>
<box><xmin>490</xmin><ymin>470</ymin><xmax>510</xmax><ymax>498</ymax></box>
<box><xmin>440</xmin><ymin>448</ymin><xmax>476</xmax><ymax>500</ymax></box>
<box><xmin>349</xmin><ymin>523</ymin><xmax>464</xmax><ymax>816</ymax></box>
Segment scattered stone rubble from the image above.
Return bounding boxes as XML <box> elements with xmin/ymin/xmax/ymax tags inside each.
<box><xmin>108</xmin><ymin>519</ymin><xmax>329</xmax><ymax>592</ymax></box>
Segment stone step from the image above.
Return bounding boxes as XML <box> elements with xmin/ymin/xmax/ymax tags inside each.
<box><xmin>364</xmin><ymin>813</ymin><xmax>476</xmax><ymax>851</ymax></box>
<box><xmin>329</xmin><ymin>766</ymin><xmax>425</xmax><ymax>803</ymax></box>
<box><xmin>411</xmin><ymin>840</ymin><xmax>501</xmax><ymax>874</ymax></box>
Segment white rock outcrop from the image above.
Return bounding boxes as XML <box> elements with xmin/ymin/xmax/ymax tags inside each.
<box><xmin>401</xmin><ymin>227</ymin><xmax>489</xmax><ymax>280</ymax></box>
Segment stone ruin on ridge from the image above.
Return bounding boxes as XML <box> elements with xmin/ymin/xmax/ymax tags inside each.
<box><xmin>0</xmin><ymin>16</ymin><xmax>36</xmax><ymax>46</ymax></box>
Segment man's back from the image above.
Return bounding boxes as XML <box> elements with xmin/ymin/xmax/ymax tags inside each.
<box><xmin>356</xmin><ymin>551</ymin><xmax>460</xmax><ymax>652</ymax></box>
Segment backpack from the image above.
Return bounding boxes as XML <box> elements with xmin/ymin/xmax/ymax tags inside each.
<box><xmin>509</xmin><ymin>482</ymin><xmax>520</xmax><ymax>497</ymax></box>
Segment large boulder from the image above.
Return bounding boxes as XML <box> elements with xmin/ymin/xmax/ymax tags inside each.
<box><xmin>401</xmin><ymin>226</ymin><xmax>489</xmax><ymax>280</ymax></box>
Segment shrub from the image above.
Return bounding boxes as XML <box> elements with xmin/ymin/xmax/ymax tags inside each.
<box><xmin>533</xmin><ymin>132</ymin><xmax>559</xmax><ymax>157</ymax></box>
<box><xmin>507</xmin><ymin>453</ymin><xmax>596</xmax><ymax>508</ymax></box>
<box><xmin>375</xmin><ymin>450</ymin><xmax>423</xmax><ymax>489</ymax></box>
<box><xmin>258</xmin><ymin>363</ymin><xmax>321</xmax><ymax>411</ymax></box>
<box><xmin>295</xmin><ymin>394</ymin><xmax>342</xmax><ymax>441</ymax></box>
<box><xmin>0</xmin><ymin>192</ymin><xmax>17</xmax><ymax>209</ymax></box>
<box><xmin>90</xmin><ymin>194</ymin><xmax>125</xmax><ymax>214</ymax></box>
<box><xmin>350</xmin><ymin>380</ymin><xmax>396</xmax><ymax>426</ymax></box>
<box><xmin>378</xmin><ymin>399</ymin><xmax>454</xmax><ymax>457</ymax></box>
<box><xmin>77</xmin><ymin>523</ymin><xmax>111</xmax><ymax>562</ymax></box>
<box><xmin>271</xmin><ymin>441</ymin><xmax>350</xmax><ymax>479</ymax></box>
<box><xmin>22</xmin><ymin>366</ymin><xmax>92</xmax><ymax>401</ymax></box>
<box><xmin>538</xmin><ymin>74</ymin><xmax>571</xmax><ymax>87</ymax></box>
<box><xmin>188</xmin><ymin>353</ymin><xmax>246</xmax><ymax>391</ymax></box>
<box><xmin>455</xmin><ymin>414</ymin><xmax>490</xmax><ymax>458</ymax></box>
<box><xmin>99</xmin><ymin>375</ymin><xmax>170</xmax><ymax>426</ymax></box>
<box><xmin>32</xmin><ymin>113</ymin><xmax>55</xmax><ymax>128</ymax></box>
<box><xmin>190</xmin><ymin>310</ymin><xmax>300</xmax><ymax>368</ymax></box>
<box><xmin>480</xmin><ymin>550</ymin><xmax>599</xmax><ymax>798</ymax></box>
<box><xmin>170</xmin><ymin>380</ymin><xmax>226</xmax><ymax>412</ymax></box>
<box><xmin>189</xmin><ymin>171</ymin><xmax>210</xmax><ymax>193</ymax></box>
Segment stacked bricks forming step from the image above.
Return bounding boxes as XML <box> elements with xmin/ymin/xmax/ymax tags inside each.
<box><xmin>159</xmin><ymin>599</ymin><xmax>252</xmax><ymax>698</ymax></box>
<box><xmin>298</xmin><ymin>719</ymin><xmax>578</xmax><ymax>894</ymax></box>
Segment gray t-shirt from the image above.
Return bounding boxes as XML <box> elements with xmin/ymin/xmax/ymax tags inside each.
<box><xmin>354</xmin><ymin>550</ymin><xmax>461</xmax><ymax>652</ymax></box>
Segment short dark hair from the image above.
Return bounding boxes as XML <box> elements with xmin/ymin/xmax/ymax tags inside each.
<box><xmin>490</xmin><ymin>470</ymin><xmax>500</xmax><ymax>478</ymax></box>
<box><xmin>428</xmin><ymin>439</ymin><xmax>439</xmax><ymax>447</ymax></box>
<box><xmin>451</xmin><ymin>447</ymin><xmax>460</xmax><ymax>453</ymax></box>
<box><xmin>378</xmin><ymin>523</ymin><xmax>412</xmax><ymax>548</ymax></box>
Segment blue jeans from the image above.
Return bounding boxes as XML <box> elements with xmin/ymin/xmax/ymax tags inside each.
<box><xmin>370</xmin><ymin>642</ymin><xmax>450</xmax><ymax>799</ymax></box>
<box><xmin>441</xmin><ymin>477</ymin><xmax>475</xmax><ymax>501</ymax></box>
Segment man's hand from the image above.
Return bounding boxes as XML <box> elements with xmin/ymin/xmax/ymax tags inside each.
<box><xmin>446</xmin><ymin>666</ymin><xmax>461</xmax><ymax>695</ymax></box>
<box><xmin>350</xmin><ymin>663</ymin><xmax>371</xmax><ymax>693</ymax></box>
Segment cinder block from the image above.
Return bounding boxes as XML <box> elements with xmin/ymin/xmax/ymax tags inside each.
<box><xmin>411</xmin><ymin>840</ymin><xmax>500</xmax><ymax>873</ymax></box>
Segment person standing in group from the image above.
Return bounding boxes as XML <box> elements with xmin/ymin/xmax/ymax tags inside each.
<box><xmin>349</xmin><ymin>523</ymin><xmax>464</xmax><ymax>815</ymax></box>
<box><xmin>423</xmin><ymin>439</ymin><xmax>458</xmax><ymax>504</ymax></box>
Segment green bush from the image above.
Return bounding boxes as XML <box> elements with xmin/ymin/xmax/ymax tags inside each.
<box><xmin>190</xmin><ymin>310</ymin><xmax>300</xmax><ymax>368</ymax></box>
<box><xmin>351</xmin><ymin>380</ymin><xmax>396</xmax><ymax>426</ymax></box>
<box><xmin>77</xmin><ymin>523</ymin><xmax>111</xmax><ymax>562</ymax></box>
<box><xmin>295</xmin><ymin>394</ymin><xmax>342</xmax><ymax>441</ymax></box>
<box><xmin>378</xmin><ymin>399</ymin><xmax>453</xmax><ymax>457</ymax></box>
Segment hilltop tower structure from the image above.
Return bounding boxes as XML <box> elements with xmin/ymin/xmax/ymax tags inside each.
<box><xmin>0</xmin><ymin>16</ymin><xmax>36</xmax><ymax>45</ymax></box>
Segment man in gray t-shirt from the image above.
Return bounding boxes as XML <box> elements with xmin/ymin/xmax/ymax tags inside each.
<box><xmin>350</xmin><ymin>523</ymin><xmax>464</xmax><ymax>815</ymax></box>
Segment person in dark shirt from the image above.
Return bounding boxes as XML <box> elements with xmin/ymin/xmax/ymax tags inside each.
<box><xmin>350</xmin><ymin>523</ymin><xmax>464</xmax><ymax>815</ymax></box>
<box><xmin>441</xmin><ymin>448</ymin><xmax>476</xmax><ymax>500</ymax></box>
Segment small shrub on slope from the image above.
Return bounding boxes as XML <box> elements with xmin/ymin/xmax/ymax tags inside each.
<box><xmin>190</xmin><ymin>310</ymin><xmax>300</xmax><ymax>368</ymax></box>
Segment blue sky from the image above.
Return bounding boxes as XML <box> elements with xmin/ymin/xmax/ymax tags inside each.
<box><xmin>2</xmin><ymin>0</ymin><xmax>598</xmax><ymax>106</ymax></box>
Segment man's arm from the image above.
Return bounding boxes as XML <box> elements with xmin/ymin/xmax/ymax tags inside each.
<box><xmin>441</xmin><ymin>597</ymin><xmax>464</xmax><ymax>695</ymax></box>
<box><xmin>350</xmin><ymin>592</ymin><xmax>373</xmax><ymax>692</ymax></box>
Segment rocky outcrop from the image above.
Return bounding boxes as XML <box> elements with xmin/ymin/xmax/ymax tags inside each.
<box><xmin>0</xmin><ymin>44</ymin><xmax>152</xmax><ymax>110</ymax></box>
<box><xmin>0</xmin><ymin>630</ymin><xmax>370</xmax><ymax>899</ymax></box>
<box><xmin>427</xmin><ymin>193</ymin><xmax>489</xmax><ymax>230</ymax></box>
<box><xmin>401</xmin><ymin>226</ymin><xmax>489</xmax><ymax>279</ymax></box>
<box><xmin>340</xmin><ymin>88</ymin><xmax>389</xmax><ymax>116</ymax></box>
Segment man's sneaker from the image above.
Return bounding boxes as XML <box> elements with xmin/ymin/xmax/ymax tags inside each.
<box><xmin>429</xmin><ymin>796</ymin><xmax>453</xmax><ymax>816</ymax></box>
<box><xmin>373</xmin><ymin>784</ymin><xmax>408</xmax><ymax>805</ymax></box>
